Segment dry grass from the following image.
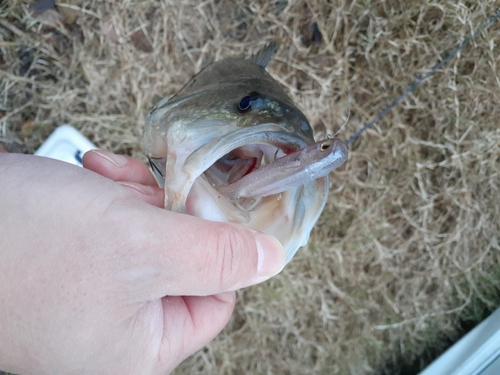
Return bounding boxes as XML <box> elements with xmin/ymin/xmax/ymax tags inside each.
<box><xmin>2</xmin><ymin>1</ymin><xmax>500</xmax><ymax>374</ymax></box>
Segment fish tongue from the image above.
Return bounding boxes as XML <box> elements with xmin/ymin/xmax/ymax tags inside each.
<box><xmin>225</xmin><ymin>157</ymin><xmax>258</xmax><ymax>184</ymax></box>
<box><xmin>204</xmin><ymin>146</ymin><xmax>264</xmax><ymax>186</ymax></box>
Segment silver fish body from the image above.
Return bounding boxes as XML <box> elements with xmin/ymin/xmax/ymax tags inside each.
<box><xmin>143</xmin><ymin>44</ymin><xmax>346</xmax><ymax>262</ymax></box>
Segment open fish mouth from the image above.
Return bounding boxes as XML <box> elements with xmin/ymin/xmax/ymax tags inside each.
<box><xmin>147</xmin><ymin>121</ymin><xmax>329</xmax><ymax>262</ymax></box>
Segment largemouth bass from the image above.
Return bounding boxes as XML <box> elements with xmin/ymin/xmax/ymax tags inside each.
<box><xmin>143</xmin><ymin>43</ymin><xmax>348</xmax><ymax>263</ymax></box>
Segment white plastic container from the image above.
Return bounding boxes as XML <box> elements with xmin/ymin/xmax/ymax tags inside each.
<box><xmin>34</xmin><ymin>125</ymin><xmax>96</xmax><ymax>167</ymax></box>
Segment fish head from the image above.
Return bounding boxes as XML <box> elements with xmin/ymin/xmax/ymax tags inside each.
<box><xmin>143</xmin><ymin>46</ymin><xmax>332</xmax><ymax>263</ymax></box>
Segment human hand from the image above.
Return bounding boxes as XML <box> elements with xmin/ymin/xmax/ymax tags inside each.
<box><xmin>0</xmin><ymin>152</ymin><xmax>285</xmax><ymax>375</ymax></box>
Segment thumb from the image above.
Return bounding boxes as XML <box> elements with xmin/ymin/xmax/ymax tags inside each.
<box><xmin>130</xmin><ymin>205</ymin><xmax>286</xmax><ymax>297</ymax></box>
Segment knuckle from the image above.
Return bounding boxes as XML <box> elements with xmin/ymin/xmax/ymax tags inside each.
<box><xmin>209</xmin><ymin>225</ymin><xmax>255</xmax><ymax>290</ymax></box>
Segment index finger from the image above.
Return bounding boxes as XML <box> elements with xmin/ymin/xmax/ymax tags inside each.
<box><xmin>82</xmin><ymin>149</ymin><xmax>159</xmax><ymax>187</ymax></box>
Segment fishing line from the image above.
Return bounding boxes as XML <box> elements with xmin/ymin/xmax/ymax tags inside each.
<box><xmin>346</xmin><ymin>7</ymin><xmax>500</xmax><ymax>146</ymax></box>
<box><xmin>333</xmin><ymin>91</ymin><xmax>351</xmax><ymax>138</ymax></box>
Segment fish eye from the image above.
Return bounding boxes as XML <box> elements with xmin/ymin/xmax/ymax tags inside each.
<box><xmin>320</xmin><ymin>141</ymin><xmax>331</xmax><ymax>151</ymax></box>
<box><xmin>237</xmin><ymin>91</ymin><xmax>260</xmax><ymax>112</ymax></box>
<box><xmin>238</xmin><ymin>96</ymin><xmax>252</xmax><ymax>111</ymax></box>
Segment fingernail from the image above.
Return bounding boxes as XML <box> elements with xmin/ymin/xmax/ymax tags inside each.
<box><xmin>92</xmin><ymin>149</ymin><xmax>128</xmax><ymax>168</ymax></box>
<box><xmin>118</xmin><ymin>181</ymin><xmax>155</xmax><ymax>196</ymax></box>
<box><xmin>254</xmin><ymin>233</ymin><xmax>286</xmax><ymax>279</ymax></box>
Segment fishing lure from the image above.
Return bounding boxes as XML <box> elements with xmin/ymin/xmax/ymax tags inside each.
<box><xmin>218</xmin><ymin>137</ymin><xmax>348</xmax><ymax>199</ymax></box>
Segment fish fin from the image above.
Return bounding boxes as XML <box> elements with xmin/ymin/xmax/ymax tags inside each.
<box><xmin>147</xmin><ymin>155</ymin><xmax>167</xmax><ymax>188</ymax></box>
<box><xmin>250</xmin><ymin>42</ymin><xmax>277</xmax><ymax>68</ymax></box>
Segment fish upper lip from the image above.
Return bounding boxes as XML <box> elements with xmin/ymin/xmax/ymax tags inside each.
<box><xmin>184</xmin><ymin>126</ymin><xmax>310</xmax><ymax>181</ymax></box>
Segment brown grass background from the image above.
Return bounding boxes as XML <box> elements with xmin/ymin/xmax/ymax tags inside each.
<box><xmin>2</xmin><ymin>1</ymin><xmax>500</xmax><ymax>374</ymax></box>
